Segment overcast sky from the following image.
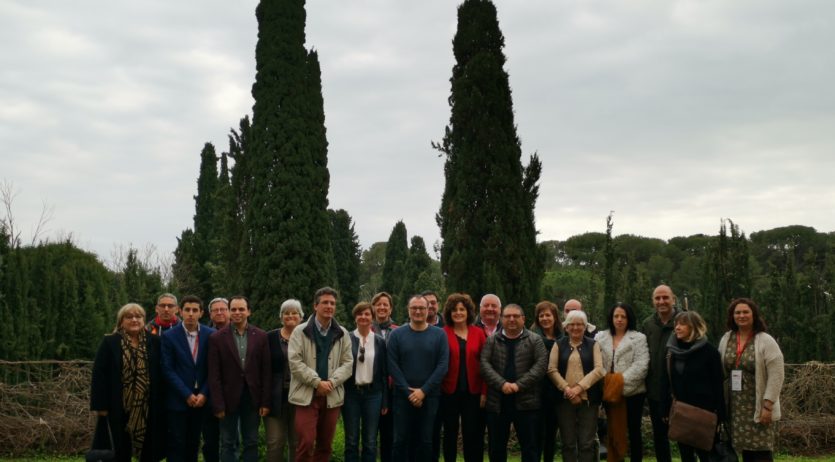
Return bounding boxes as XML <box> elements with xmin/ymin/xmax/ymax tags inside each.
<box><xmin>2</xmin><ymin>0</ymin><xmax>834</xmax><ymax>266</ymax></box>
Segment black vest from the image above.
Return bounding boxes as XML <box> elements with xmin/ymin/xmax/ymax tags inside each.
<box><xmin>556</xmin><ymin>336</ymin><xmax>602</xmax><ymax>404</ymax></box>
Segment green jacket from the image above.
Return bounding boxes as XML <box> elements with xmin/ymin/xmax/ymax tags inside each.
<box><xmin>640</xmin><ymin>309</ymin><xmax>678</xmax><ymax>401</ymax></box>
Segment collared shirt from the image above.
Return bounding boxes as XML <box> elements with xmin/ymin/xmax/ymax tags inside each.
<box><xmin>184</xmin><ymin>323</ymin><xmax>200</xmax><ymax>363</ymax></box>
<box><xmin>353</xmin><ymin>329</ymin><xmax>375</xmax><ymax>385</ymax></box>
<box><xmin>233</xmin><ymin>325</ymin><xmax>248</xmax><ymax>367</ymax></box>
<box><xmin>314</xmin><ymin>316</ymin><xmax>331</xmax><ymax>337</ymax></box>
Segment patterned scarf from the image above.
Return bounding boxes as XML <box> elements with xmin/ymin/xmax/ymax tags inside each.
<box><xmin>120</xmin><ymin>329</ymin><xmax>150</xmax><ymax>459</ymax></box>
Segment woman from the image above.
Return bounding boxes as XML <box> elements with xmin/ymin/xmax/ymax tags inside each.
<box><xmin>439</xmin><ymin>293</ymin><xmax>487</xmax><ymax>462</ymax></box>
<box><xmin>531</xmin><ymin>301</ymin><xmax>564</xmax><ymax>462</ymax></box>
<box><xmin>371</xmin><ymin>291</ymin><xmax>397</xmax><ymax>462</ymax></box>
<box><xmin>265</xmin><ymin>299</ymin><xmax>304</xmax><ymax>462</ymax></box>
<box><xmin>548</xmin><ymin>309</ymin><xmax>605</xmax><ymax>462</ymax></box>
<box><xmin>343</xmin><ymin>302</ymin><xmax>388</xmax><ymax>462</ymax></box>
<box><xmin>594</xmin><ymin>303</ymin><xmax>649</xmax><ymax>462</ymax></box>
<box><xmin>718</xmin><ymin>298</ymin><xmax>784</xmax><ymax>462</ymax></box>
<box><xmin>91</xmin><ymin>303</ymin><xmax>164</xmax><ymax>462</ymax></box>
<box><xmin>662</xmin><ymin>311</ymin><xmax>725</xmax><ymax>462</ymax></box>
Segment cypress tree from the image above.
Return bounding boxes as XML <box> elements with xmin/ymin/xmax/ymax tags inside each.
<box><xmin>400</xmin><ymin>235</ymin><xmax>437</xmax><ymax>303</ymax></box>
<box><xmin>225</xmin><ymin>116</ymin><xmax>252</xmax><ymax>295</ymax></box>
<box><xmin>603</xmin><ymin>213</ymin><xmax>617</xmax><ymax>310</ymax></box>
<box><xmin>382</xmin><ymin>221</ymin><xmax>409</xmax><ymax>318</ymax></box>
<box><xmin>247</xmin><ymin>0</ymin><xmax>336</xmax><ymax>325</ymax></box>
<box><xmin>329</xmin><ymin>209</ymin><xmax>361</xmax><ymax>316</ymax></box>
<box><xmin>436</xmin><ymin>0</ymin><xmax>543</xmax><ymax>309</ymax></box>
<box><xmin>192</xmin><ymin>142</ymin><xmax>220</xmax><ymax>301</ymax></box>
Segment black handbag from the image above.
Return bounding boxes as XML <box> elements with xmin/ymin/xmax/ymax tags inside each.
<box><xmin>710</xmin><ymin>423</ymin><xmax>738</xmax><ymax>462</ymax></box>
<box><xmin>86</xmin><ymin>415</ymin><xmax>115</xmax><ymax>462</ymax></box>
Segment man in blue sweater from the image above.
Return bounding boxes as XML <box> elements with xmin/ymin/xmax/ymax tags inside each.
<box><xmin>387</xmin><ymin>294</ymin><xmax>449</xmax><ymax>462</ymax></box>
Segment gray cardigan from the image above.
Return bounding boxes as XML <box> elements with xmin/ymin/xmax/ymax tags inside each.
<box><xmin>718</xmin><ymin>331</ymin><xmax>784</xmax><ymax>421</ymax></box>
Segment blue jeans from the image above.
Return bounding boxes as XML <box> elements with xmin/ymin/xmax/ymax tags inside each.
<box><xmin>220</xmin><ymin>390</ymin><xmax>261</xmax><ymax>462</ymax></box>
<box><xmin>342</xmin><ymin>386</ymin><xmax>383</xmax><ymax>462</ymax></box>
<box><xmin>392</xmin><ymin>393</ymin><xmax>439</xmax><ymax>462</ymax></box>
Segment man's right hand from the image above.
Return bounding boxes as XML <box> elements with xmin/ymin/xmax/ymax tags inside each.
<box><xmin>316</xmin><ymin>380</ymin><xmax>334</xmax><ymax>396</ymax></box>
<box><xmin>215</xmin><ymin>411</ymin><xmax>225</xmax><ymax>419</ymax></box>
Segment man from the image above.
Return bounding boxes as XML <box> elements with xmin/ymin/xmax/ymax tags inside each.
<box><xmin>563</xmin><ymin>299</ymin><xmax>598</xmax><ymax>338</ymax></box>
<box><xmin>640</xmin><ymin>285</ymin><xmax>679</xmax><ymax>462</ymax></box>
<box><xmin>147</xmin><ymin>293</ymin><xmax>181</xmax><ymax>335</ymax></box>
<box><xmin>480</xmin><ymin>304</ymin><xmax>547</xmax><ymax>462</ymax></box>
<box><xmin>371</xmin><ymin>291</ymin><xmax>398</xmax><ymax>462</ymax></box>
<box><xmin>208</xmin><ymin>297</ymin><xmax>230</xmax><ymax>330</ymax></box>
<box><xmin>422</xmin><ymin>290</ymin><xmax>444</xmax><ymax>328</ymax></box>
<box><xmin>288</xmin><ymin>287</ymin><xmax>354</xmax><ymax>462</ymax></box>
<box><xmin>162</xmin><ymin>295</ymin><xmax>216</xmax><ymax>462</ymax></box>
<box><xmin>476</xmin><ymin>294</ymin><xmax>502</xmax><ymax>336</ymax></box>
<box><xmin>208</xmin><ymin>296</ymin><xmax>271</xmax><ymax>462</ymax></box>
<box><xmin>387</xmin><ymin>295</ymin><xmax>449</xmax><ymax>462</ymax></box>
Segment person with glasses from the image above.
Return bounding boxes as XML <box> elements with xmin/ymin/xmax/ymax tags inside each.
<box><xmin>208</xmin><ymin>297</ymin><xmax>230</xmax><ymax>330</ymax></box>
<box><xmin>343</xmin><ymin>302</ymin><xmax>388</xmax><ymax>462</ymax></box>
<box><xmin>147</xmin><ymin>293</ymin><xmax>181</xmax><ymax>336</ymax></box>
<box><xmin>387</xmin><ymin>294</ymin><xmax>449</xmax><ymax>462</ymax></box>
<box><xmin>480</xmin><ymin>303</ymin><xmax>548</xmax><ymax>462</ymax></box>
<box><xmin>288</xmin><ymin>287</ymin><xmax>354</xmax><ymax>462</ymax></box>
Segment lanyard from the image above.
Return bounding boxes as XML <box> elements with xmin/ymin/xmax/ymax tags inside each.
<box><xmin>735</xmin><ymin>332</ymin><xmax>751</xmax><ymax>368</ymax></box>
<box><xmin>191</xmin><ymin>331</ymin><xmax>199</xmax><ymax>361</ymax></box>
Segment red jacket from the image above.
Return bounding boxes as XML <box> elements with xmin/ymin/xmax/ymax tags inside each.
<box><xmin>441</xmin><ymin>325</ymin><xmax>487</xmax><ymax>395</ymax></box>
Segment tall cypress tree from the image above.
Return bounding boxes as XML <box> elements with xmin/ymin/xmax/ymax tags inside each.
<box><xmin>247</xmin><ymin>0</ymin><xmax>335</xmax><ymax>325</ymax></box>
<box><xmin>382</xmin><ymin>221</ymin><xmax>409</xmax><ymax>318</ymax></box>
<box><xmin>329</xmin><ymin>209</ymin><xmax>361</xmax><ymax>316</ymax></box>
<box><xmin>436</xmin><ymin>0</ymin><xmax>543</xmax><ymax>309</ymax></box>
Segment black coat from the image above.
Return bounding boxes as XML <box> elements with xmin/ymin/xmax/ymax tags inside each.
<box><xmin>266</xmin><ymin>329</ymin><xmax>287</xmax><ymax>417</ymax></box>
<box><xmin>661</xmin><ymin>337</ymin><xmax>726</xmax><ymax>422</ymax></box>
<box><xmin>90</xmin><ymin>333</ymin><xmax>165</xmax><ymax>462</ymax></box>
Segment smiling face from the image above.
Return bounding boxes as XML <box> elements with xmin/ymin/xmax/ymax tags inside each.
<box><xmin>674</xmin><ymin>321</ymin><xmax>692</xmax><ymax>341</ymax></box>
<box><xmin>355</xmin><ymin>307</ymin><xmax>373</xmax><ymax>330</ymax></box>
<box><xmin>408</xmin><ymin>296</ymin><xmax>428</xmax><ymax>324</ymax></box>
<box><xmin>281</xmin><ymin>308</ymin><xmax>301</xmax><ymax>330</ymax></box>
<box><xmin>229</xmin><ymin>298</ymin><xmax>250</xmax><ymax>329</ymax></box>
<box><xmin>373</xmin><ymin>295</ymin><xmax>392</xmax><ymax>323</ymax></box>
<box><xmin>538</xmin><ymin>309</ymin><xmax>555</xmax><ymax>330</ymax></box>
<box><xmin>209</xmin><ymin>300</ymin><xmax>229</xmax><ymax>327</ymax></box>
<box><xmin>480</xmin><ymin>295</ymin><xmax>501</xmax><ymax>325</ymax></box>
<box><xmin>451</xmin><ymin>302</ymin><xmax>469</xmax><ymax>327</ymax></box>
<box><xmin>425</xmin><ymin>294</ymin><xmax>439</xmax><ymax>322</ymax></box>
<box><xmin>652</xmin><ymin>285</ymin><xmax>676</xmax><ymax>318</ymax></box>
<box><xmin>120</xmin><ymin>308</ymin><xmax>145</xmax><ymax>337</ymax></box>
<box><xmin>733</xmin><ymin>303</ymin><xmax>753</xmax><ymax>331</ymax></box>
<box><xmin>501</xmin><ymin>306</ymin><xmax>525</xmax><ymax>336</ymax></box>
<box><xmin>314</xmin><ymin>294</ymin><xmax>337</xmax><ymax>325</ymax></box>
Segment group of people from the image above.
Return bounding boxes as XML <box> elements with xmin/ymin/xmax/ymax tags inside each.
<box><xmin>91</xmin><ymin>284</ymin><xmax>784</xmax><ymax>462</ymax></box>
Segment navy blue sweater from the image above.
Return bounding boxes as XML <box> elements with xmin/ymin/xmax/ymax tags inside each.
<box><xmin>387</xmin><ymin>324</ymin><xmax>449</xmax><ymax>398</ymax></box>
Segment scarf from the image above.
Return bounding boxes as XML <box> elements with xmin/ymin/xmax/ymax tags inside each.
<box><xmin>120</xmin><ymin>330</ymin><xmax>151</xmax><ymax>459</ymax></box>
<box><xmin>603</xmin><ymin>372</ymin><xmax>627</xmax><ymax>462</ymax></box>
<box><xmin>154</xmin><ymin>315</ymin><xmax>179</xmax><ymax>329</ymax></box>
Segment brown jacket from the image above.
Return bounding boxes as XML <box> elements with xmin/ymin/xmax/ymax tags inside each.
<box><xmin>208</xmin><ymin>324</ymin><xmax>272</xmax><ymax>415</ymax></box>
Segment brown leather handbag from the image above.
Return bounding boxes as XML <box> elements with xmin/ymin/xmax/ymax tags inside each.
<box><xmin>666</xmin><ymin>354</ymin><xmax>717</xmax><ymax>451</ymax></box>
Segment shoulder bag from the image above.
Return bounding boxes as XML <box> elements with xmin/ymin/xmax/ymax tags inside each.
<box><xmin>86</xmin><ymin>415</ymin><xmax>115</xmax><ymax>462</ymax></box>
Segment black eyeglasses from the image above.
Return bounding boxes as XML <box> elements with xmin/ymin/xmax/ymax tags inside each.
<box><xmin>358</xmin><ymin>346</ymin><xmax>365</xmax><ymax>363</ymax></box>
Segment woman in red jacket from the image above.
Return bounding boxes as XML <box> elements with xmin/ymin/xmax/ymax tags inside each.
<box><xmin>439</xmin><ymin>293</ymin><xmax>487</xmax><ymax>462</ymax></box>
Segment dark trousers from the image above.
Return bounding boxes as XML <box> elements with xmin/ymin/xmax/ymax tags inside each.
<box><xmin>379</xmin><ymin>406</ymin><xmax>394</xmax><ymax>462</ymax></box>
<box><xmin>219</xmin><ymin>390</ymin><xmax>260</xmax><ymax>462</ymax></box>
<box><xmin>537</xmin><ymin>397</ymin><xmax>558</xmax><ymax>462</ymax></box>
<box><xmin>678</xmin><ymin>443</ymin><xmax>710</xmax><ymax>462</ymax></box>
<box><xmin>168</xmin><ymin>407</ymin><xmax>206</xmax><ymax>462</ymax></box>
<box><xmin>648</xmin><ymin>399</ymin><xmax>671</xmax><ymax>462</ymax></box>
<box><xmin>202</xmin><ymin>412</ymin><xmax>220</xmax><ymax>462</ymax></box>
<box><xmin>742</xmin><ymin>450</ymin><xmax>774</xmax><ymax>462</ymax></box>
<box><xmin>440</xmin><ymin>391</ymin><xmax>484</xmax><ymax>462</ymax></box>
<box><xmin>487</xmin><ymin>408</ymin><xmax>538</xmax><ymax>462</ymax></box>
<box><xmin>392</xmin><ymin>394</ymin><xmax>440</xmax><ymax>462</ymax></box>
<box><xmin>625</xmin><ymin>393</ymin><xmax>645</xmax><ymax>462</ymax></box>
<box><xmin>432</xmin><ymin>398</ymin><xmax>443</xmax><ymax>462</ymax></box>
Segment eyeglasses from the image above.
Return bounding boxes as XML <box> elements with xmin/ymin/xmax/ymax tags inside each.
<box><xmin>124</xmin><ymin>314</ymin><xmax>144</xmax><ymax>320</ymax></box>
<box><xmin>158</xmin><ymin>303</ymin><xmax>177</xmax><ymax>309</ymax></box>
<box><xmin>358</xmin><ymin>346</ymin><xmax>365</xmax><ymax>363</ymax></box>
<box><xmin>408</xmin><ymin>306</ymin><xmax>427</xmax><ymax>311</ymax></box>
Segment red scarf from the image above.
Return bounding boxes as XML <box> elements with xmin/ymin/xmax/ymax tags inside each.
<box><xmin>154</xmin><ymin>315</ymin><xmax>179</xmax><ymax>328</ymax></box>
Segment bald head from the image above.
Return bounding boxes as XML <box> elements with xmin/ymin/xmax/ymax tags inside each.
<box><xmin>652</xmin><ymin>285</ymin><xmax>676</xmax><ymax>321</ymax></box>
<box><xmin>563</xmin><ymin>299</ymin><xmax>583</xmax><ymax>317</ymax></box>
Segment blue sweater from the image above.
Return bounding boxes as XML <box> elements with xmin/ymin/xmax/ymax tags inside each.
<box><xmin>387</xmin><ymin>324</ymin><xmax>449</xmax><ymax>398</ymax></box>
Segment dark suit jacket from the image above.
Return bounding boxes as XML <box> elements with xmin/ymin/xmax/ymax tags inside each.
<box><xmin>90</xmin><ymin>333</ymin><xmax>165</xmax><ymax>462</ymax></box>
<box><xmin>208</xmin><ymin>324</ymin><xmax>271</xmax><ymax>415</ymax></box>
<box><xmin>161</xmin><ymin>324</ymin><xmax>216</xmax><ymax>411</ymax></box>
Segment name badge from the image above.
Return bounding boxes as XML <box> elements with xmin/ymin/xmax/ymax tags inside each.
<box><xmin>731</xmin><ymin>369</ymin><xmax>742</xmax><ymax>392</ymax></box>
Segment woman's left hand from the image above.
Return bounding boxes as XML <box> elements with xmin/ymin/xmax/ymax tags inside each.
<box><xmin>759</xmin><ymin>407</ymin><xmax>773</xmax><ymax>424</ymax></box>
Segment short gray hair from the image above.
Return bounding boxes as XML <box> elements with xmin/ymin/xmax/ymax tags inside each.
<box><xmin>280</xmin><ymin>299</ymin><xmax>304</xmax><ymax>318</ymax></box>
<box><xmin>157</xmin><ymin>293</ymin><xmax>178</xmax><ymax>305</ymax></box>
<box><xmin>563</xmin><ymin>309</ymin><xmax>588</xmax><ymax>328</ymax></box>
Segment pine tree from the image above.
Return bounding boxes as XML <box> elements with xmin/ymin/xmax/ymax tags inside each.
<box><xmin>382</xmin><ymin>221</ymin><xmax>409</xmax><ymax>319</ymax></box>
<box><xmin>435</xmin><ymin>0</ymin><xmax>543</xmax><ymax>309</ymax></box>
<box><xmin>247</xmin><ymin>0</ymin><xmax>336</xmax><ymax>326</ymax></box>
